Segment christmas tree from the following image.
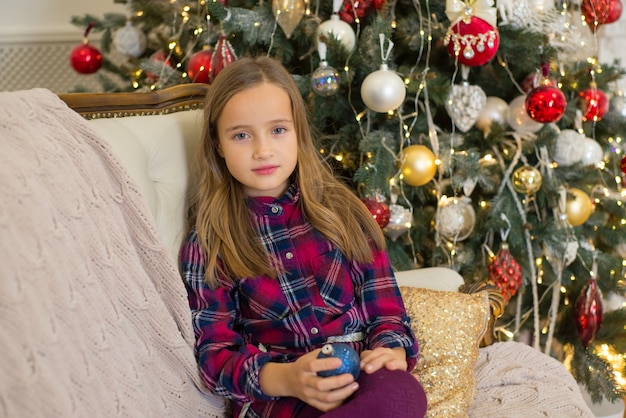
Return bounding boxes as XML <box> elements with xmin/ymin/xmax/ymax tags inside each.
<box><xmin>71</xmin><ymin>0</ymin><xmax>626</xmax><ymax>403</ymax></box>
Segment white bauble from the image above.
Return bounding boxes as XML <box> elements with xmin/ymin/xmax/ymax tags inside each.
<box><xmin>507</xmin><ymin>95</ymin><xmax>543</xmax><ymax>135</ymax></box>
<box><xmin>113</xmin><ymin>21</ymin><xmax>147</xmax><ymax>58</ymax></box>
<box><xmin>553</xmin><ymin>129</ymin><xmax>585</xmax><ymax>166</ymax></box>
<box><xmin>580</xmin><ymin>137</ymin><xmax>604</xmax><ymax>166</ymax></box>
<box><xmin>609</xmin><ymin>91</ymin><xmax>626</xmax><ymax>118</ymax></box>
<box><xmin>476</xmin><ymin>96</ymin><xmax>509</xmax><ymax>135</ymax></box>
<box><xmin>603</xmin><ymin>292</ymin><xmax>626</xmax><ymax>312</ymax></box>
<box><xmin>317</xmin><ymin>14</ymin><xmax>356</xmax><ymax>53</ymax></box>
<box><xmin>437</xmin><ymin>196</ymin><xmax>476</xmax><ymax>241</ymax></box>
<box><xmin>361</xmin><ymin>65</ymin><xmax>406</xmax><ymax>113</ymax></box>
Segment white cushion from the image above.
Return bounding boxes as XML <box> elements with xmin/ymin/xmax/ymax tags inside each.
<box><xmin>87</xmin><ymin>110</ymin><xmax>204</xmax><ymax>262</ymax></box>
<box><xmin>394</xmin><ymin>267</ymin><xmax>464</xmax><ymax>292</ymax></box>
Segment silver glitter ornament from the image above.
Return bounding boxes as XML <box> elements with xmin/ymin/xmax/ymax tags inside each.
<box><xmin>113</xmin><ymin>21</ymin><xmax>146</xmax><ymax>58</ymax></box>
<box><xmin>445</xmin><ymin>81</ymin><xmax>487</xmax><ymax>132</ymax></box>
<box><xmin>311</xmin><ymin>61</ymin><xmax>339</xmax><ymax>96</ymax></box>
<box><xmin>383</xmin><ymin>204</ymin><xmax>412</xmax><ymax>241</ymax></box>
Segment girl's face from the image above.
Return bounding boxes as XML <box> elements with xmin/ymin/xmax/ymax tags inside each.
<box><xmin>217</xmin><ymin>82</ymin><xmax>298</xmax><ymax>198</ymax></box>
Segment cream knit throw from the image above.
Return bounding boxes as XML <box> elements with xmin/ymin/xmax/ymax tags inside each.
<box><xmin>468</xmin><ymin>341</ymin><xmax>594</xmax><ymax>417</ymax></box>
<box><xmin>0</xmin><ymin>89</ymin><xmax>225</xmax><ymax>417</ymax></box>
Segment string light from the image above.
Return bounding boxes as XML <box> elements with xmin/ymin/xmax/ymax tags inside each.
<box><xmin>597</xmin><ymin>344</ymin><xmax>626</xmax><ymax>390</ymax></box>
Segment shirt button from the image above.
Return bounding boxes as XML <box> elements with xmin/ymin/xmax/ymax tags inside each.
<box><xmin>310</xmin><ymin>327</ymin><xmax>319</xmax><ymax>335</ymax></box>
<box><xmin>271</xmin><ymin>205</ymin><xmax>281</xmax><ymax>214</ymax></box>
<box><xmin>285</xmin><ymin>252</ymin><xmax>293</xmax><ymax>260</ymax></box>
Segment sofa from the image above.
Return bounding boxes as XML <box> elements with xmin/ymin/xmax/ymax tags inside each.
<box><xmin>0</xmin><ymin>85</ymin><xmax>595</xmax><ymax>417</ymax></box>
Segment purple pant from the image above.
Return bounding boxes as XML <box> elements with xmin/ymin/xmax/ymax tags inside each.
<box><xmin>296</xmin><ymin>369</ymin><xmax>427</xmax><ymax>418</ymax></box>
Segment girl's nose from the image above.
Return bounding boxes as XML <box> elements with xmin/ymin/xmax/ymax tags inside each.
<box><xmin>253</xmin><ymin>136</ymin><xmax>274</xmax><ymax>159</ymax></box>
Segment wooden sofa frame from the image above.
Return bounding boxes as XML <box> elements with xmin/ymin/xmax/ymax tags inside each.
<box><xmin>59</xmin><ymin>83</ymin><xmax>505</xmax><ymax>347</ymax></box>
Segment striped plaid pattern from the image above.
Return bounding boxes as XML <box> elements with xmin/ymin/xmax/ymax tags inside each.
<box><xmin>180</xmin><ymin>184</ymin><xmax>418</xmax><ymax>418</ymax></box>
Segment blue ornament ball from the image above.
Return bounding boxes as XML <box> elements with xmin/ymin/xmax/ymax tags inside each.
<box><xmin>317</xmin><ymin>343</ymin><xmax>360</xmax><ymax>380</ymax></box>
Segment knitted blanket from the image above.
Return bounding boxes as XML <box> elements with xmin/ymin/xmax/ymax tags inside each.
<box><xmin>468</xmin><ymin>341</ymin><xmax>594</xmax><ymax>417</ymax></box>
<box><xmin>0</xmin><ymin>89</ymin><xmax>225</xmax><ymax>417</ymax></box>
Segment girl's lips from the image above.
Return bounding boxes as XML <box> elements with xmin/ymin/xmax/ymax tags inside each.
<box><xmin>252</xmin><ymin>165</ymin><xmax>278</xmax><ymax>175</ymax></box>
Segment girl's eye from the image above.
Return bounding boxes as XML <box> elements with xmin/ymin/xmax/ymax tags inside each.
<box><xmin>273</xmin><ymin>127</ymin><xmax>287</xmax><ymax>135</ymax></box>
<box><xmin>233</xmin><ymin>132</ymin><xmax>249</xmax><ymax>140</ymax></box>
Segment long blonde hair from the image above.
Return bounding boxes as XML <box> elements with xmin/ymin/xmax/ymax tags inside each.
<box><xmin>190</xmin><ymin>56</ymin><xmax>385</xmax><ymax>287</ymax></box>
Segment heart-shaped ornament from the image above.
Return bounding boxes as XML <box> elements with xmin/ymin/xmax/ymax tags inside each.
<box><xmin>445</xmin><ymin>82</ymin><xmax>487</xmax><ymax>132</ymax></box>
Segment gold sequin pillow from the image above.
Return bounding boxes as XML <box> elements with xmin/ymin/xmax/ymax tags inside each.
<box><xmin>399</xmin><ymin>287</ymin><xmax>489</xmax><ymax>418</ymax></box>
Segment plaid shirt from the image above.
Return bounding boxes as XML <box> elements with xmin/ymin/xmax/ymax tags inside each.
<box><xmin>180</xmin><ymin>184</ymin><xmax>418</xmax><ymax>418</ymax></box>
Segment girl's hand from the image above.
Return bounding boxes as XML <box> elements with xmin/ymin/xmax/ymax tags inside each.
<box><xmin>359</xmin><ymin>346</ymin><xmax>408</xmax><ymax>374</ymax></box>
<box><xmin>260</xmin><ymin>349</ymin><xmax>359</xmax><ymax>412</ymax></box>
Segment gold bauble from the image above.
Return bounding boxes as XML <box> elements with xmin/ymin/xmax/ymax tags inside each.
<box><xmin>512</xmin><ymin>165</ymin><xmax>543</xmax><ymax>195</ymax></box>
<box><xmin>565</xmin><ymin>188</ymin><xmax>593</xmax><ymax>227</ymax></box>
<box><xmin>272</xmin><ymin>0</ymin><xmax>305</xmax><ymax>39</ymax></box>
<box><xmin>399</xmin><ymin>145</ymin><xmax>437</xmax><ymax>186</ymax></box>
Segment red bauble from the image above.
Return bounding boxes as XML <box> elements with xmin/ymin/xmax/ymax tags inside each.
<box><xmin>70</xmin><ymin>22</ymin><xmax>102</xmax><ymax>75</ymax></box>
<box><xmin>488</xmin><ymin>243</ymin><xmax>522</xmax><ymax>302</ymax></box>
<box><xmin>574</xmin><ymin>277</ymin><xmax>603</xmax><ymax>348</ymax></box>
<box><xmin>444</xmin><ymin>16</ymin><xmax>499</xmax><ymax>67</ymax></box>
<box><xmin>582</xmin><ymin>0</ymin><xmax>622</xmax><ymax>30</ymax></box>
<box><xmin>525</xmin><ymin>83</ymin><xmax>567</xmax><ymax>123</ymax></box>
<box><xmin>361</xmin><ymin>198</ymin><xmax>390</xmax><ymax>228</ymax></box>
<box><xmin>70</xmin><ymin>42</ymin><xmax>102</xmax><ymax>74</ymax></box>
<box><xmin>339</xmin><ymin>0</ymin><xmax>371</xmax><ymax>24</ymax></box>
<box><xmin>607</xmin><ymin>0</ymin><xmax>623</xmax><ymax>23</ymax></box>
<box><xmin>209</xmin><ymin>34</ymin><xmax>238</xmax><ymax>83</ymax></box>
<box><xmin>621</xmin><ymin>155</ymin><xmax>626</xmax><ymax>174</ymax></box>
<box><xmin>579</xmin><ymin>86</ymin><xmax>609</xmax><ymax>122</ymax></box>
<box><xmin>187</xmin><ymin>48</ymin><xmax>213</xmax><ymax>84</ymax></box>
<box><xmin>146</xmin><ymin>50</ymin><xmax>173</xmax><ymax>82</ymax></box>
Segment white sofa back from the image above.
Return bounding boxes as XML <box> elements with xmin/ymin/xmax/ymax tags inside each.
<box><xmin>88</xmin><ymin>110</ymin><xmax>204</xmax><ymax>262</ymax></box>
<box><xmin>86</xmin><ymin>108</ymin><xmax>464</xmax><ymax>291</ymax></box>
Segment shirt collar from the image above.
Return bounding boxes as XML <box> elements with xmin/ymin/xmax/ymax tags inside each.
<box><xmin>245</xmin><ymin>182</ymin><xmax>300</xmax><ymax>215</ymax></box>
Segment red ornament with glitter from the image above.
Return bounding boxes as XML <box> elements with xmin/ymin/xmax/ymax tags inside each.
<box><xmin>187</xmin><ymin>47</ymin><xmax>213</xmax><ymax>84</ymax></box>
<box><xmin>607</xmin><ymin>0</ymin><xmax>624</xmax><ymax>23</ymax></box>
<box><xmin>582</xmin><ymin>0</ymin><xmax>623</xmax><ymax>31</ymax></box>
<box><xmin>339</xmin><ymin>0</ymin><xmax>371</xmax><ymax>24</ymax></box>
<box><xmin>145</xmin><ymin>50</ymin><xmax>173</xmax><ymax>82</ymax></box>
<box><xmin>70</xmin><ymin>22</ymin><xmax>102</xmax><ymax>74</ymax></box>
<box><xmin>525</xmin><ymin>81</ymin><xmax>567</xmax><ymax>123</ymax></box>
<box><xmin>361</xmin><ymin>197</ymin><xmax>390</xmax><ymax>229</ymax></box>
<box><xmin>209</xmin><ymin>33</ymin><xmax>238</xmax><ymax>83</ymax></box>
<box><xmin>488</xmin><ymin>243</ymin><xmax>522</xmax><ymax>302</ymax></box>
<box><xmin>579</xmin><ymin>85</ymin><xmax>609</xmax><ymax>122</ymax></box>
<box><xmin>443</xmin><ymin>16</ymin><xmax>499</xmax><ymax>67</ymax></box>
<box><xmin>621</xmin><ymin>156</ymin><xmax>626</xmax><ymax>174</ymax></box>
<box><xmin>574</xmin><ymin>277</ymin><xmax>603</xmax><ymax>348</ymax></box>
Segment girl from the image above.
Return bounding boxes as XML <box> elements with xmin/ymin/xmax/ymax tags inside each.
<box><xmin>180</xmin><ymin>56</ymin><xmax>427</xmax><ymax>418</ymax></box>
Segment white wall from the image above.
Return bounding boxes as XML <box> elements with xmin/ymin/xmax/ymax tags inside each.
<box><xmin>598</xmin><ymin>17</ymin><xmax>626</xmax><ymax>92</ymax></box>
<box><xmin>0</xmin><ymin>0</ymin><xmax>125</xmax><ymax>93</ymax></box>
<box><xmin>0</xmin><ymin>0</ymin><xmax>625</xmax><ymax>93</ymax></box>
<box><xmin>0</xmin><ymin>0</ymin><xmax>124</xmax><ymax>40</ymax></box>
